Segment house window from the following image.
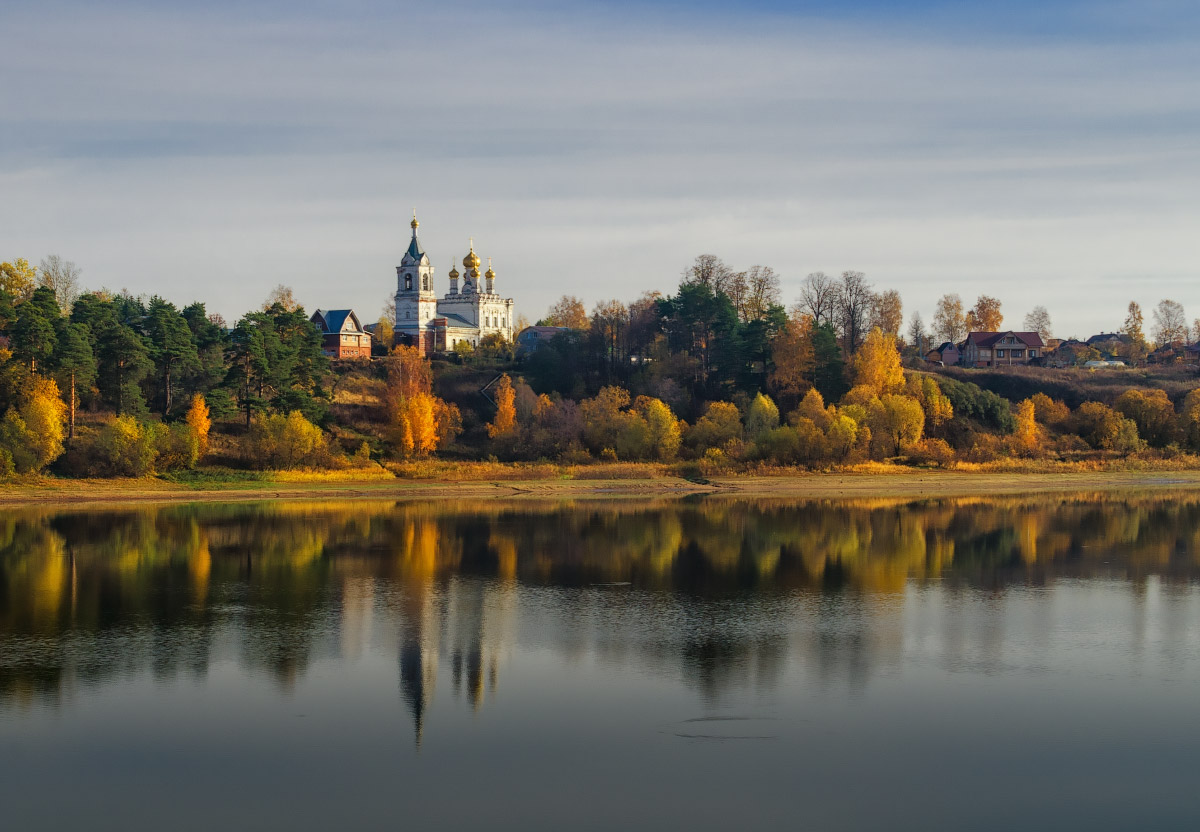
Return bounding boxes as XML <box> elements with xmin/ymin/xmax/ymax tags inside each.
<box><xmin>1012</xmin><ymin>350</ymin><xmax>1024</xmax><ymax>358</ymax></box>
<box><xmin>1030</xmin><ymin>350</ymin><xmax>1037</xmax><ymax>357</ymax></box>
<box><xmin>997</xmin><ymin>349</ymin><xmax>1005</xmax><ymax>358</ymax></box>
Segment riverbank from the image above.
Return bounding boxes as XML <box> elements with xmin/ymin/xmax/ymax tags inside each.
<box><xmin>6</xmin><ymin>466</ymin><xmax>1200</xmax><ymax>505</ymax></box>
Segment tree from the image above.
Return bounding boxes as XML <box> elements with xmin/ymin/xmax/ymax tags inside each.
<box><xmin>907</xmin><ymin>312</ymin><xmax>930</xmax><ymax>356</ymax></box>
<box><xmin>797</xmin><ymin>272</ymin><xmax>838</xmax><ymax>329</ymax></box>
<box><xmin>487</xmin><ymin>374</ymin><xmax>517</xmax><ymax>439</ymax></box>
<box><xmin>932</xmin><ymin>294</ymin><xmax>967</xmax><ymax>344</ymax></box>
<box><xmin>1072</xmin><ymin>402</ymin><xmax>1142</xmax><ymax>453</ymax></box>
<box><xmin>145</xmin><ymin>296</ymin><xmax>200</xmax><ymax>417</ymax></box>
<box><xmin>687</xmin><ymin>401</ymin><xmax>742</xmax><ymax>451</ymax></box>
<box><xmin>871</xmin><ymin>289</ymin><xmax>903</xmax><ymax>339</ymax></box>
<box><xmin>965</xmin><ymin>295</ymin><xmax>1003</xmax><ymax>332</ymax></box>
<box><xmin>1023</xmin><ymin>306</ymin><xmax>1053</xmax><ymax>342</ymax></box>
<box><xmin>53</xmin><ymin>321</ymin><xmax>97</xmax><ymax>440</ymax></box>
<box><xmin>185</xmin><ymin>394</ymin><xmax>212</xmax><ymax>456</ymax></box>
<box><xmin>811</xmin><ymin>322</ymin><xmax>848</xmax><ymax>403</ymax></box>
<box><xmin>1120</xmin><ymin>301</ymin><xmax>1149</xmax><ymax>363</ymax></box>
<box><xmin>374</xmin><ymin>316</ymin><xmax>395</xmax><ymax>354</ymax></box>
<box><xmin>11</xmin><ymin>286</ymin><xmax>59</xmax><ymax>372</ymax></box>
<box><xmin>0</xmin><ymin>376</ymin><xmax>68</xmax><ymax>473</ymax></box>
<box><xmin>835</xmin><ymin>271</ymin><xmax>873</xmax><ymax>353</ymax></box>
<box><xmin>37</xmin><ymin>255</ymin><xmax>81</xmax><ymax>312</ymax></box>
<box><xmin>740</xmin><ymin>265</ymin><xmax>781</xmax><ymax>322</ymax></box>
<box><xmin>1152</xmin><ymin>299</ymin><xmax>1187</xmax><ymax>346</ymax></box>
<box><xmin>263</xmin><ymin>284</ymin><xmax>300</xmax><ymax>312</ymax></box>
<box><xmin>682</xmin><ymin>255</ymin><xmax>735</xmax><ymax>296</ymax></box>
<box><xmin>0</xmin><ymin>258</ymin><xmax>37</xmax><ymax>300</ymax></box>
<box><xmin>744</xmin><ymin>393</ymin><xmax>780</xmax><ymax>440</ymax></box>
<box><xmin>633</xmin><ymin>396</ymin><xmax>682</xmax><ymax>460</ymax></box>
<box><xmin>851</xmin><ymin>328</ymin><xmax>905</xmax><ymax>395</ymax></box>
<box><xmin>768</xmin><ymin>314</ymin><xmax>816</xmax><ymax>405</ymax></box>
<box><xmin>1114</xmin><ymin>389</ymin><xmax>1177</xmax><ymax>448</ymax></box>
<box><xmin>869</xmin><ymin>394</ymin><xmax>925</xmax><ymax>457</ymax></box>
<box><xmin>391</xmin><ymin>393</ymin><xmax>440</xmax><ymax>458</ymax></box>
<box><xmin>543</xmin><ymin>295</ymin><xmax>589</xmax><ymax>329</ymax></box>
<box><xmin>1013</xmin><ymin>399</ymin><xmax>1041</xmax><ymax>455</ymax></box>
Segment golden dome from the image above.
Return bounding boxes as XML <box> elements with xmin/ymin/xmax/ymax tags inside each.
<box><xmin>449</xmin><ymin>263</ymin><xmax>459</xmax><ymax>278</ymax></box>
<box><xmin>410</xmin><ymin>209</ymin><xmax>419</xmax><ymax>231</ymax></box>
<box><xmin>463</xmin><ymin>238</ymin><xmax>481</xmax><ymax>270</ymax></box>
<box><xmin>485</xmin><ymin>257</ymin><xmax>495</xmax><ymax>280</ymax></box>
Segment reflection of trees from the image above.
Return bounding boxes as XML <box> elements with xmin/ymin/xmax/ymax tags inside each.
<box><xmin>3</xmin><ymin>494</ymin><xmax>1200</xmax><ymax>712</ymax></box>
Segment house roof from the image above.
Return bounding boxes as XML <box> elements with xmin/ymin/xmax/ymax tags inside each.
<box><xmin>965</xmin><ymin>331</ymin><xmax>1045</xmax><ymax>348</ymax></box>
<box><xmin>312</xmin><ymin>309</ymin><xmax>363</xmax><ymax>334</ymax></box>
<box><xmin>1086</xmin><ymin>332</ymin><xmax>1131</xmax><ymax>346</ymax></box>
<box><xmin>935</xmin><ymin>341</ymin><xmax>957</xmax><ymax>352</ymax></box>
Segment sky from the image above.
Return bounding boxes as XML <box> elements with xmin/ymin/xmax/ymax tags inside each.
<box><xmin>2</xmin><ymin>0</ymin><xmax>1199</xmax><ymax>336</ymax></box>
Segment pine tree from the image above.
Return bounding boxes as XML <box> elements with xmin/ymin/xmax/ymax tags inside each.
<box><xmin>52</xmin><ymin>321</ymin><xmax>97</xmax><ymax>440</ymax></box>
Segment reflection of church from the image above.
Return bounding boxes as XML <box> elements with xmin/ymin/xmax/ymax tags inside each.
<box><xmin>393</xmin><ymin>212</ymin><xmax>516</xmax><ymax>355</ymax></box>
<box><xmin>397</xmin><ymin>574</ymin><xmax>515</xmax><ymax>747</ymax></box>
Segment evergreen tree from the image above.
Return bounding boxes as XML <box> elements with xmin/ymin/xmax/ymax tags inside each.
<box><xmin>12</xmin><ymin>286</ymin><xmax>60</xmax><ymax>373</ymax></box>
<box><xmin>52</xmin><ymin>321</ymin><xmax>97</xmax><ymax>439</ymax></box>
<box><xmin>811</xmin><ymin>322</ymin><xmax>848</xmax><ymax>403</ymax></box>
<box><xmin>145</xmin><ymin>296</ymin><xmax>200</xmax><ymax>417</ymax></box>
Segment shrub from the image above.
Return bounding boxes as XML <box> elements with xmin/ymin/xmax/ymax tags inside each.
<box><xmin>907</xmin><ymin>438</ymin><xmax>956</xmax><ymax>468</ymax></box>
<box><xmin>247</xmin><ymin>411</ymin><xmax>333</xmax><ymax>469</ymax></box>
<box><xmin>687</xmin><ymin>401</ymin><xmax>742</xmax><ymax>451</ymax></box>
<box><xmin>0</xmin><ymin>376</ymin><xmax>67</xmax><ymax>474</ymax></box>
<box><xmin>95</xmin><ymin>416</ymin><xmax>159</xmax><ymax>477</ymax></box>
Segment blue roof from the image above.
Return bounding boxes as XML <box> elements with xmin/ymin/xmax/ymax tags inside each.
<box><xmin>313</xmin><ymin>309</ymin><xmax>361</xmax><ymax>334</ymax></box>
<box><xmin>406</xmin><ymin>234</ymin><xmax>425</xmax><ymax>261</ymax></box>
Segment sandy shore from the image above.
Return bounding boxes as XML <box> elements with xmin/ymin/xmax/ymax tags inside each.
<box><xmin>5</xmin><ymin>469</ymin><xmax>1200</xmax><ymax>506</ymax></box>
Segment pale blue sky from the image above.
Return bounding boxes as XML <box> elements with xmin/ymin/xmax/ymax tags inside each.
<box><xmin>2</xmin><ymin>0</ymin><xmax>1198</xmax><ymax>336</ymax></box>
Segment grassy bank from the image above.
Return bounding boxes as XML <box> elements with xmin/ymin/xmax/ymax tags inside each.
<box><xmin>7</xmin><ymin>462</ymin><xmax>1200</xmax><ymax>505</ymax></box>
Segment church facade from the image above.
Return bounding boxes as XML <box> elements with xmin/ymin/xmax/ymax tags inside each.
<box><xmin>393</xmin><ymin>213</ymin><xmax>516</xmax><ymax>355</ymax></box>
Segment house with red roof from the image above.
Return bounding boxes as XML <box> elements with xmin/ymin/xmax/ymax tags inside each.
<box><xmin>961</xmin><ymin>331</ymin><xmax>1045</xmax><ymax>368</ymax></box>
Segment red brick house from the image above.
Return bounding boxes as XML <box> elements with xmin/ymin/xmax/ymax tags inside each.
<box><xmin>961</xmin><ymin>331</ymin><xmax>1045</xmax><ymax>367</ymax></box>
<box><xmin>311</xmin><ymin>309</ymin><xmax>372</xmax><ymax>360</ymax></box>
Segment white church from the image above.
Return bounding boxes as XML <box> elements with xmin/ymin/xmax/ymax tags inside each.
<box><xmin>393</xmin><ymin>213</ymin><xmax>516</xmax><ymax>355</ymax></box>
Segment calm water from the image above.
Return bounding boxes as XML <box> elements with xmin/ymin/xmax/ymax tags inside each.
<box><xmin>2</xmin><ymin>494</ymin><xmax>1200</xmax><ymax>830</ymax></box>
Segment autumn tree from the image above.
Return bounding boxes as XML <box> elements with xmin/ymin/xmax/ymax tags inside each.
<box><xmin>737</xmin><ymin>265</ymin><xmax>781</xmax><ymax>322</ymax></box>
<box><xmin>38</xmin><ymin>255</ymin><xmax>81</xmax><ymax>312</ymax></box>
<box><xmin>683</xmin><ymin>255</ymin><xmax>736</xmax><ymax>296</ymax></box>
<box><xmin>263</xmin><ymin>284</ymin><xmax>300</xmax><ymax>312</ymax></box>
<box><xmin>851</xmin><ymin>328</ymin><xmax>905</xmax><ymax>395</ymax></box>
<box><xmin>797</xmin><ymin>272</ymin><xmax>839</xmax><ymax>328</ymax></box>
<box><xmin>868</xmin><ymin>394</ymin><xmax>925</xmax><ymax>457</ymax></box>
<box><xmin>687</xmin><ymin>401</ymin><xmax>743</xmax><ymax>451</ymax></box>
<box><xmin>1119</xmin><ymin>302</ymin><xmax>1149</xmax><ymax>362</ymax></box>
<box><xmin>0</xmin><ymin>258</ymin><xmax>37</xmax><ymax>301</ymax></box>
<box><xmin>1023</xmin><ymin>306</ymin><xmax>1053</xmax><ymax>342</ymax></box>
<box><xmin>1114</xmin><ymin>389</ymin><xmax>1177</xmax><ymax>448</ymax></box>
<box><xmin>0</xmin><ymin>376</ymin><xmax>67</xmax><ymax>474</ymax></box>
<box><xmin>744</xmin><ymin>393</ymin><xmax>780</xmax><ymax>440</ymax></box>
<box><xmin>633</xmin><ymin>396</ymin><xmax>682</xmax><ymax>460</ymax></box>
<box><xmin>768</xmin><ymin>313</ymin><xmax>815</xmax><ymax>406</ymax></box>
<box><xmin>932</xmin><ymin>294</ymin><xmax>967</xmax><ymax>343</ymax></box>
<box><xmin>871</xmin><ymin>289</ymin><xmax>903</xmax><ymax>339</ymax></box>
<box><xmin>487</xmin><ymin>374</ymin><xmax>518</xmax><ymax>439</ymax></box>
<box><xmin>186</xmin><ymin>394</ymin><xmax>212</xmax><ymax>456</ymax></box>
<box><xmin>1012</xmin><ymin>399</ymin><xmax>1041</xmax><ymax>455</ymax></box>
<box><xmin>1152</xmin><ymin>299</ymin><xmax>1187</xmax><ymax>346</ymax></box>
<box><xmin>835</xmin><ymin>271</ymin><xmax>873</xmax><ymax>353</ymax></box>
<box><xmin>543</xmin><ymin>295</ymin><xmax>589</xmax><ymax>329</ymax></box>
<box><xmin>965</xmin><ymin>295</ymin><xmax>1003</xmax><ymax>332</ymax></box>
<box><xmin>907</xmin><ymin>312</ymin><xmax>930</xmax><ymax>356</ymax></box>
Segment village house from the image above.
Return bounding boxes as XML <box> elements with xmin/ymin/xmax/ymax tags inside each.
<box><xmin>924</xmin><ymin>341</ymin><xmax>960</xmax><ymax>366</ymax></box>
<box><xmin>311</xmin><ymin>309</ymin><xmax>372</xmax><ymax>360</ymax></box>
<box><xmin>961</xmin><ymin>331</ymin><xmax>1045</xmax><ymax>368</ymax></box>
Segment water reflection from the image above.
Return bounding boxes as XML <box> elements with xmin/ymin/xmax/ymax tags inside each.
<box><xmin>2</xmin><ymin>494</ymin><xmax>1200</xmax><ymax>737</ymax></box>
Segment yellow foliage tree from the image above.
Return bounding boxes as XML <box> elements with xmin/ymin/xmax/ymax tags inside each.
<box><xmin>687</xmin><ymin>401</ymin><xmax>743</xmax><ymax>451</ymax></box>
<box><xmin>634</xmin><ymin>396</ymin><xmax>682</xmax><ymax>460</ymax></box>
<box><xmin>744</xmin><ymin>393</ymin><xmax>780</xmax><ymax>440</ymax></box>
<box><xmin>487</xmin><ymin>374</ymin><xmax>518</xmax><ymax>439</ymax></box>
<box><xmin>0</xmin><ymin>258</ymin><xmax>37</xmax><ymax>300</ymax></box>
<box><xmin>391</xmin><ymin>393</ymin><xmax>440</xmax><ymax>458</ymax></box>
<box><xmin>1013</xmin><ymin>399</ymin><xmax>1041</xmax><ymax>455</ymax></box>
<box><xmin>0</xmin><ymin>376</ymin><xmax>67</xmax><ymax>473</ymax></box>
<box><xmin>851</xmin><ymin>328</ymin><xmax>905</xmax><ymax>395</ymax></box>
<box><xmin>868</xmin><ymin>394</ymin><xmax>925</xmax><ymax>457</ymax></box>
<box><xmin>185</xmin><ymin>394</ymin><xmax>211</xmax><ymax>456</ymax></box>
<box><xmin>768</xmin><ymin>314</ymin><xmax>815</xmax><ymax>403</ymax></box>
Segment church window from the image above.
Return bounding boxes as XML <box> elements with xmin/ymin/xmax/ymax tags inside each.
<box><xmin>422</xmin><ymin>276</ymin><xmax>430</xmax><ymax>291</ymax></box>
<box><xmin>404</xmin><ymin>275</ymin><xmax>412</xmax><ymax>291</ymax></box>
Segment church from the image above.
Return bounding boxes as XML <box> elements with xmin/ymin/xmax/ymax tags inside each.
<box><xmin>393</xmin><ymin>213</ymin><xmax>516</xmax><ymax>355</ymax></box>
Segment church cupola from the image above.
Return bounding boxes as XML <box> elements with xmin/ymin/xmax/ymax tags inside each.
<box><xmin>449</xmin><ymin>262</ymin><xmax>459</xmax><ymax>294</ymax></box>
<box><xmin>485</xmin><ymin>258</ymin><xmax>495</xmax><ymax>294</ymax></box>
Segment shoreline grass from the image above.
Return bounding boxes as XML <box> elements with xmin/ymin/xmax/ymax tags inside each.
<box><xmin>7</xmin><ymin>460</ymin><xmax>1200</xmax><ymax>506</ymax></box>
